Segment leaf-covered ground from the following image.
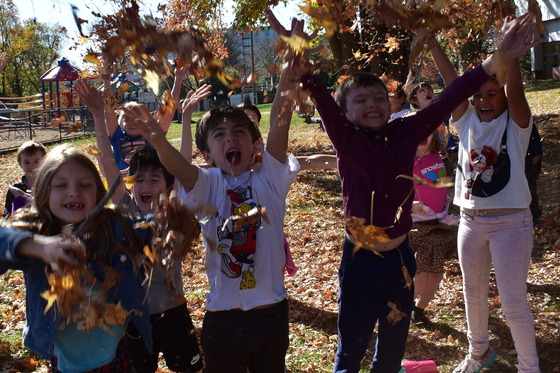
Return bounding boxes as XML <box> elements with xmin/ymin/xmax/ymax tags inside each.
<box><xmin>0</xmin><ymin>84</ymin><xmax>559</xmax><ymax>372</ymax></box>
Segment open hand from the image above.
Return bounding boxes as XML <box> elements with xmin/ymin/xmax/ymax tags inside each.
<box><xmin>76</xmin><ymin>79</ymin><xmax>105</xmax><ymax>115</ymax></box>
<box><xmin>182</xmin><ymin>84</ymin><xmax>212</xmax><ymax>115</ymax></box>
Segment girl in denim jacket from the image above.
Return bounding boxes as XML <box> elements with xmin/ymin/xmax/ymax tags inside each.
<box><xmin>1</xmin><ymin>144</ymin><xmax>154</xmax><ymax>373</ymax></box>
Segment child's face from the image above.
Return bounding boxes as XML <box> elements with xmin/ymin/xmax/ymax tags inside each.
<box><xmin>19</xmin><ymin>151</ymin><xmax>44</xmax><ymax>181</ymax></box>
<box><xmin>243</xmin><ymin>109</ymin><xmax>260</xmax><ymax>126</ymax></box>
<box><xmin>48</xmin><ymin>160</ymin><xmax>98</xmax><ymax>225</ymax></box>
<box><xmin>473</xmin><ymin>80</ymin><xmax>507</xmax><ymax>123</ymax></box>
<box><xmin>119</xmin><ymin>110</ymin><xmax>142</xmax><ymax>137</ymax></box>
<box><xmin>130</xmin><ymin>168</ymin><xmax>169</xmax><ymax>214</ymax></box>
<box><xmin>203</xmin><ymin>119</ymin><xmax>260</xmax><ymax>176</ymax></box>
<box><xmin>412</xmin><ymin>86</ymin><xmax>434</xmax><ymax>109</ymax></box>
<box><xmin>344</xmin><ymin>85</ymin><xmax>390</xmax><ymax>130</ymax></box>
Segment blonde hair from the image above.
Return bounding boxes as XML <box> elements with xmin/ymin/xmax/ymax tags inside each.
<box><xmin>11</xmin><ymin>144</ymin><xmax>142</xmax><ymax>263</ymax></box>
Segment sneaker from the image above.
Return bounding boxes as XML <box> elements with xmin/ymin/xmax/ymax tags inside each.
<box><xmin>453</xmin><ymin>347</ymin><xmax>497</xmax><ymax>373</ymax></box>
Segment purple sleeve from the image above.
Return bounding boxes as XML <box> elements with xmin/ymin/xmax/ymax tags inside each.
<box><xmin>301</xmin><ymin>74</ymin><xmax>349</xmax><ymax>151</ymax></box>
<box><xmin>404</xmin><ymin>65</ymin><xmax>489</xmax><ymax>142</ymax></box>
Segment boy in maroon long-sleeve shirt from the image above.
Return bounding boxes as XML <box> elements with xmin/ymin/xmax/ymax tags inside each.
<box><xmin>267</xmin><ymin>9</ymin><xmax>538</xmax><ymax>373</ymax></box>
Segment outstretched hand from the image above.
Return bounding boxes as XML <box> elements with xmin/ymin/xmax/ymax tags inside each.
<box><xmin>121</xmin><ymin>104</ymin><xmax>165</xmax><ymax>145</ymax></box>
<box><xmin>499</xmin><ymin>13</ymin><xmax>540</xmax><ymax>60</ymax></box>
<box><xmin>182</xmin><ymin>84</ymin><xmax>212</xmax><ymax>116</ymax></box>
<box><xmin>76</xmin><ymin>79</ymin><xmax>104</xmax><ymax>115</ymax></box>
<box><xmin>265</xmin><ymin>9</ymin><xmax>316</xmax><ymax>78</ymax></box>
<box><xmin>17</xmin><ymin>234</ymin><xmax>85</xmax><ymax>267</ymax></box>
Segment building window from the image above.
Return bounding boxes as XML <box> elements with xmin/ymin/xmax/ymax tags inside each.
<box><xmin>543</xmin><ymin>42</ymin><xmax>560</xmax><ymax>69</ymax></box>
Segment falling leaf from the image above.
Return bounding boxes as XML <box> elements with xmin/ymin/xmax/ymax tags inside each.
<box><xmin>387</xmin><ymin>301</ymin><xmax>407</xmax><ymax>325</ymax></box>
<box><xmin>280</xmin><ymin>35</ymin><xmax>310</xmax><ymax>56</ymax></box>
<box><xmin>384</xmin><ymin>36</ymin><xmax>400</xmax><ymax>54</ymax></box>
<box><xmin>345</xmin><ymin>217</ymin><xmax>390</xmax><ymax>256</ymax></box>
<box><xmin>66</xmin><ymin>121</ymin><xmax>82</xmax><ymax>135</ymax></box>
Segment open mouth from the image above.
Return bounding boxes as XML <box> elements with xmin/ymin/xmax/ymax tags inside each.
<box><xmin>140</xmin><ymin>193</ymin><xmax>153</xmax><ymax>203</ymax></box>
<box><xmin>64</xmin><ymin>202</ymin><xmax>84</xmax><ymax>210</ymax></box>
<box><xmin>226</xmin><ymin>149</ymin><xmax>241</xmax><ymax>164</ymax></box>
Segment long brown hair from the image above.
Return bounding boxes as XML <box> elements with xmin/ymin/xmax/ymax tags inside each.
<box><xmin>10</xmin><ymin>144</ymin><xmax>143</xmax><ymax>264</ymax></box>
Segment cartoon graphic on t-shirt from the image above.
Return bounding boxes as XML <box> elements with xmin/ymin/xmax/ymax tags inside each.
<box><xmin>465</xmin><ymin>145</ymin><xmax>498</xmax><ymax>198</ymax></box>
<box><xmin>216</xmin><ymin>186</ymin><xmax>260</xmax><ymax>290</ymax></box>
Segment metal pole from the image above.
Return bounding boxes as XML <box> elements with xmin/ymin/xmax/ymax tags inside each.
<box><xmin>250</xmin><ymin>31</ymin><xmax>256</xmax><ymax>104</ymax></box>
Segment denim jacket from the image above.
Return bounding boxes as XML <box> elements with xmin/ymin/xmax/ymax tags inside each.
<box><xmin>0</xmin><ymin>220</ymin><xmax>153</xmax><ymax>360</ymax></box>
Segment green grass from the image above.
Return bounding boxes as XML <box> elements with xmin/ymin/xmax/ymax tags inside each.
<box><xmin>166</xmin><ymin>103</ymin><xmax>313</xmax><ymax>145</ymax></box>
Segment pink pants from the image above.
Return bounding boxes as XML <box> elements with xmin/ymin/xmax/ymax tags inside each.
<box><xmin>458</xmin><ymin>209</ymin><xmax>540</xmax><ymax>373</ymax></box>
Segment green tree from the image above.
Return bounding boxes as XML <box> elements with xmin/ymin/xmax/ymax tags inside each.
<box><xmin>0</xmin><ymin>0</ymin><xmax>66</xmax><ymax>97</ymax></box>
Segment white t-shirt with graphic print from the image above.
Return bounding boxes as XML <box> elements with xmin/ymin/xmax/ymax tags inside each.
<box><xmin>179</xmin><ymin>151</ymin><xmax>300</xmax><ymax>311</ymax></box>
<box><xmin>452</xmin><ymin>105</ymin><xmax>532</xmax><ymax>210</ymax></box>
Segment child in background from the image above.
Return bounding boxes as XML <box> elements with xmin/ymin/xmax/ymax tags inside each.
<box><xmin>428</xmin><ymin>14</ymin><xmax>541</xmax><ymax>373</ymax></box>
<box><xmin>121</xmin><ymin>19</ymin><xmax>305</xmax><ymax>371</ymax></box>
<box><xmin>268</xmin><ymin>9</ymin><xmax>537</xmax><ymax>372</ymax></box>
<box><xmin>108</xmin><ymin>62</ymin><xmax>188</xmax><ymax>174</ymax></box>
<box><xmin>3</xmin><ymin>141</ymin><xmax>46</xmax><ymax>216</ymax></box>
<box><xmin>238</xmin><ymin>97</ymin><xmax>337</xmax><ymax>171</ymax></box>
<box><xmin>2</xmin><ymin>144</ymin><xmax>153</xmax><ymax>372</ymax></box>
<box><xmin>409</xmin><ymin>81</ymin><xmax>459</xmax><ymax>180</ymax></box>
<box><xmin>409</xmin><ymin>130</ymin><xmax>458</xmax><ymax>325</ymax></box>
<box><xmin>76</xmin><ymin>79</ymin><xmax>203</xmax><ymax>373</ymax></box>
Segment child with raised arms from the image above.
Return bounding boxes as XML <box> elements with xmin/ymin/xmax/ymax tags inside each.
<box><xmin>267</xmin><ymin>10</ymin><xmax>538</xmax><ymax>373</ymax></box>
<box><xmin>428</xmin><ymin>14</ymin><xmax>542</xmax><ymax>373</ymax></box>
<box><xmin>119</xmin><ymin>19</ymin><xmax>308</xmax><ymax>371</ymax></box>
<box><xmin>76</xmin><ymin>79</ymin><xmax>203</xmax><ymax>373</ymax></box>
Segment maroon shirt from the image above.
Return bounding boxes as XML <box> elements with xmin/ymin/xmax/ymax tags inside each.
<box><xmin>302</xmin><ymin>65</ymin><xmax>489</xmax><ymax>238</ymax></box>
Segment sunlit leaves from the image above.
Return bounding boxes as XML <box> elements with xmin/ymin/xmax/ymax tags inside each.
<box><xmin>345</xmin><ymin>217</ymin><xmax>390</xmax><ymax>256</ymax></box>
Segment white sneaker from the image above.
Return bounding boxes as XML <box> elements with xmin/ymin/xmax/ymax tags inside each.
<box><xmin>453</xmin><ymin>347</ymin><xmax>497</xmax><ymax>373</ymax></box>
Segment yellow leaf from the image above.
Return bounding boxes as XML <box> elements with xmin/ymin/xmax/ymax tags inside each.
<box><xmin>143</xmin><ymin>70</ymin><xmax>161</xmax><ymax>96</ymax></box>
<box><xmin>84</xmin><ymin>54</ymin><xmax>102</xmax><ymax>65</ymax></box>
<box><xmin>40</xmin><ymin>290</ymin><xmax>57</xmax><ymax>315</ymax></box>
<box><xmin>280</xmin><ymin>35</ymin><xmax>310</xmax><ymax>55</ymax></box>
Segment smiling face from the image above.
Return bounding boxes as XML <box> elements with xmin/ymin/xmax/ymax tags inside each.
<box><xmin>410</xmin><ymin>84</ymin><xmax>434</xmax><ymax>109</ymax></box>
<box><xmin>130</xmin><ymin>168</ymin><xmax>169</xmax><ymax>213</ymax></box>
<box><xmin>203</xmin><ymin>119</ymin><xmax>260</xmax><ymax>176</ymax></box>
<box><xmin>473</xmin><ymin>80</ymin><xmax>507</xmax><ymax>123</ymax></box>
<box><xmin>48</xmin><ymin>160</ymin><xmax>98</xmax><ymax>225</ymax></box>
<box><xmin>19</xmin><ymin>151</ymin><xmax>44</xmax><ymax>184</ymax></box>
<box><xmin>118</xmin><ymin>104</ymin><xmax>143</xmax><ymax>137</ymax></box>
<box><xmin>344</xmin><ymin>84</ymin><xmax>390</xmax><ymax>130</ymax></box>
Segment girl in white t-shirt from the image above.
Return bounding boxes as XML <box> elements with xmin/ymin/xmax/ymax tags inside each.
<box><xmin>428</xmin><ymin>14</ymin><xmax>540</xmax><ymax>373</ymax></box>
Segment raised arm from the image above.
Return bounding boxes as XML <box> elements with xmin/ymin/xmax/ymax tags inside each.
<box><xmin>102</xmin><ymin>76</ymin><xmax>120</xmax><ymax>137</ymax></box>
<box><xmin>122</xmin><ymin>105</ymin><xmax>199</xmax><ymax>192</ymax></box>
<box><xmin>501</xmin><ymin>15</ymin><xmax>535</xmax><ymax>128</ymax></box>
<box><xmin>179</xmin><ymin>84</ymin><xmax>212</xmax><ymax>161</ymax></box>
<box><xmin>76</xmin><ymin>79</ymin><xmax>127</xmax><ymax>204</ymax></box>
<box><xmin>424</xmin><ymin>31</ymin><xmax>467</xmax><ymax>121</ymax></box>
<box><xmin>158</xmin><ymin>60</ymin><xmax>189</xmax><ymax>132</ymax></box>
<box><xmin>266</xmin><ymin>10</ymin><xmax>314</xmax><ymax>163</ymax></box>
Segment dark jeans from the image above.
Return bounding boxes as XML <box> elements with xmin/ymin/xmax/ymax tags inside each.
<box><xmin>201</xmin><ymin>298</ymin><xmax>289</xmax><ymax>373</ymax></box>
<box><xmin>334</xmin><ymin>237</ymin><xmax>416</xmax><ymax>373</ymax></box>
<box><xmin>125</xmin><ymin>303</ymin><xmax>202</xmax><ymax>373</ymax></box>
